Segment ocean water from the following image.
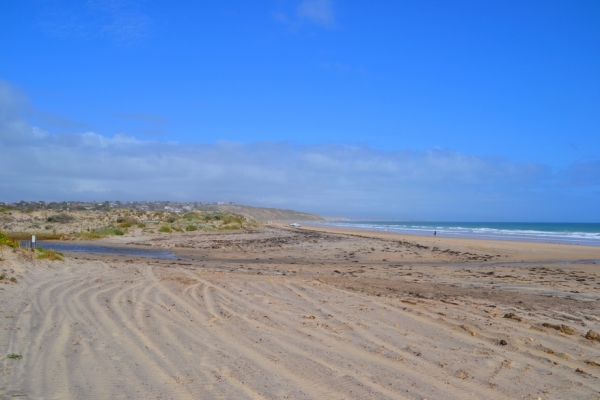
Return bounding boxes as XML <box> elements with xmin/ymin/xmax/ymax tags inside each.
<box><xmin>310</xmin><ymin>221</ymin><xmax>600</xmax><ymax>246</ymax></box>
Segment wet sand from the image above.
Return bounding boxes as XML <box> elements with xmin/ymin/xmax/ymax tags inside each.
<box><xmin>1</xmin><ymin>225</ymin><xmax>600</xmax><ymax>399</ymax></box>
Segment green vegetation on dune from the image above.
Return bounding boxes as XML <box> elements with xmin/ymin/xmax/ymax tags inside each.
<box><xmin>5</xmin><ymin>232</ymin><xmax>63</xmax><ymax>241</ymax></box>
<box><xmin>0</xmin><ymin>231</ymin><xmax>20</xmax><ymax>248</ymax></box>
<box><xmin>116</xmin><ymin>216</ymin><xmax>138</xmax><ymax>228</ymax></box>
<box><xmin>46</xmin><ymin>213</ymin><xmax>75</xmax><ymax>223</ymax></box>
<box><xmin>6</xmin><ymin>226</ymin><xmax>135</xmax><ymax>241</ymax></box>
<box><xmin>36</xmin><ymin>247</ymin><xmax>64</xmax><ymax>261</ymax></box>
<box><xmin>1</xmin><ymin>209</ymin><xmax>260</xmax><ymax>242</ymax></box>
<box><xmin>219</xmin><ymin>225</ymin><xmax>239</xmax><ymax>230</ymax></box>
<box><xmin>79</xmin><ymin>227</ymin><xmax>125</xmax><ymax>238</ymax></box>
<box><xmin>179</xmin><ymin>211</ymin><xmax>259</xmax><ymax>231</ymax></box>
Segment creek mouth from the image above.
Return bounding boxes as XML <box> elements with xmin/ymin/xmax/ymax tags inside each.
<box><xmin>25</xmin><ymin>241</ymin><xmax>179</xmax><ymax>260</ymax></box>
<box><xmin>19</xmin><ymin>241</ymin><xmax>600</xmax><ymax>267</ymax></box>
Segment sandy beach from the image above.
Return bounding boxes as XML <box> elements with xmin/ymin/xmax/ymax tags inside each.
<box><xmin>2</xmin><ymin>224</ymin><xmax>600</xmax><ymax>399</ymax></box>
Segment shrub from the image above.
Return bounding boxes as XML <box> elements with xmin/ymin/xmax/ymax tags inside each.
<box><xmin>185</xmin><ymin>225</ymin><xmax>198</xmax><ymax>231</ymax></box>
<box><xmin>158</xmin><ymin>226</ymin><xmax>172</xmax><ymax>233</ymax></box>
<box><xmin>222</xmin><ymin>214</ymin><xmax>244</xmax><ymax>226</ymax></box>
<box><xmin>7</xmin><ymin>354</ymin><xmax>23</xmax><ymax>360</ymax></box>
<box><xmin>203</xmin><ymin>213</ymin><xmax>221</xmax><ymax>221</ymax></box>
<box><xmin>46</xmin><ymin>214</ymin><xmax>75</xmax><ymax>224</ymax></box>
<box><xmin>167</xmin><ymin>216</ymin><xmax>178</xmax><ymax>223</ymax></box>
<box><xmin>117</xmin><ymin>217</ymin><xmax>137</xmax><ymax>228</ymax></box>
<box><xmin>183</xmin><ymin>212</ymin><xmax>197</xmax><ymax>221</ymax></box>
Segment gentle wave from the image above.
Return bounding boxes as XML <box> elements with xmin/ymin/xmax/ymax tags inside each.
<box><xmin>310</xmin><ymin>221</ymin><xmax>600</xmax><ymax>246</ymax></box>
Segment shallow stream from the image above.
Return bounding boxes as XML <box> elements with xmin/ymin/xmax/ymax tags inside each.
<box><xmin>25</xmin><ymin>241</ymin><xmax>179</xmax><ymax>260</ymax></box>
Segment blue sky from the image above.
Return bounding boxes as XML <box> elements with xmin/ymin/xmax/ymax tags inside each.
<box><xmin>1</xmin><ymin>0</ymin><xmax>599</xmax><ymax>220</ymax></box>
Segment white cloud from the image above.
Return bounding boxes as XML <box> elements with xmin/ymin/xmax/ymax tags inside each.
<box><xmin>275</xmin><ymin>0</ymin><xmax>336</xmax><ymax>30</ymax></box>
<box><xmin>297</xmin><ymin>0</ymin><xmax>335</xmax><ymax>27</ymax></box>
<box><xmin>1</xmin><ymin>79</ymin><xmax>598</xmax><ymax>220</ymax></box>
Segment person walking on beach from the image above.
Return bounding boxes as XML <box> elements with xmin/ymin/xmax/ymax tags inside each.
<box><xmin>434</xmin><ymin>231</ymin><xmax>437</xmax><ymax>236</ymax></box>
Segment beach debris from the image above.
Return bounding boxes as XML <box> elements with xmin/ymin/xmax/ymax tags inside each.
<box><xmin>498</xmin><ymin>339</ymin><xmax>508</xmax><ymax>346</ymax></box>
<box><xmin>440</xmin><ymin>299</ymin><xmax>459</xmax><ymax>306</ymax></box>
<box><xmin>576</xmin><ymin>367</ymin><xmax>584</xmax><ymax>373</ymax></box>
<box><xmin>460</xmin><ymin>325</ymin><xmax>476</xmax><ymax>335</ymax></box>
<box><xmin>585</xmin><ymin>330</ymin><xmax>599</xmax><ymax>341</ymax></box>
<box><xmin>456</xmin><ymin>370</ymin><xmax>470</xmax><ymax>379</ymax></box>
<box><xmin>304</xmin><ymin>315</ymin><xmax>316</xmax><ymax>319</ymax></box>
<box><xmin>503</xmin><ymin>313</ymin><xmax>522</xmax><ymax>322</ymax></box>
<box><xmin>530</xmin><ymin>325</ymin><xmax>546</xmax><ymax>332</ymax></box>
<box><xmin>585</xmin><ymin>360</ymin><xmax>600</xmax><ymax>367</ymax></box>
<box><xmin>542</xmin><ymin>323</ymin><xmax>578</xmax><ymax>335</ymax></box>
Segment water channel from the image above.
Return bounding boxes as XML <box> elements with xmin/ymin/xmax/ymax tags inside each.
<box><xmin>24</xmin><ymin>241</ymin><xmax>179</xmax><ymax>260</ymax></box>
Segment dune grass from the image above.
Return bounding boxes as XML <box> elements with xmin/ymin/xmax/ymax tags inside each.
<box><xmin>36</xmin><ymin>247</ymin><xmax>64</xmax><ymax>261</ymax></box>
<box><xmin>1</xmin><ymin>211</ymin><xmax>259</xmax><ymax>246</ymax></box>
<box><xmin>0</xmin><ymin>231</ymin><xmax>20</xmax><ymax>248</ymax></box>
<box><xmin>46</xmin><ymin>214</ymin><xmax>75</xmax><ymax>223</ymax></box>
<box><xmin>5</xmin><ymin>232</ymin><xmax>63</xmax><ymax>241</ymax></box>
<box><xmin>77</xmin><ymin>227</ymin><xmax>125</xmax><ymax>238</ymax></box>
<box><xmin>180</xmin><ymin>211</ymin><xmax>258</xmax><ymax>230</ymax></box>
<box><xmin>116</xmin><ymin>216</ymin><xmax>138</xmax><ymax>228</ymax></box>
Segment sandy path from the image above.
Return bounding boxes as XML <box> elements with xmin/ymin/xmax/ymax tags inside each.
<box><xmin>2</xmin><ymin>245</ymin><xmax>600</xmax><ymax>399</ymax></box>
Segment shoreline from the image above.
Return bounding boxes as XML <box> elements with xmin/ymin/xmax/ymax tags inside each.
<box><xmin>304</xmin><ymin>221</ymin><xmax>600</xmax><ymax>247</ymax></box>
<box><xmin>290</xmin><ymin>223</ymin><xmax>600</xmax><ymax>263</ymax></box>
<box><xmin>30</xmin><ymin>223</ymin><xmax>600</xmax><ymax>265</ymax></box>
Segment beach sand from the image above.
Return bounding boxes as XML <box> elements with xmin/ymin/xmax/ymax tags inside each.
<box><xmin>1</xmin><ymin>224</ymin><xmax>600</xmax><ymax>399</ymax></box>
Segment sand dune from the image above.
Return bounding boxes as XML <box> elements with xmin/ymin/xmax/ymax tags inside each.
<box><xmin>1</xmin><ymin>226</ymin><xmax>600</xmax><ymax>399</ymax></box>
